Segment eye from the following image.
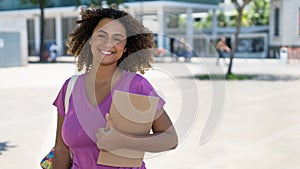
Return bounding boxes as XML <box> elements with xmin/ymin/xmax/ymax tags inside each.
<box><xmin>113</xmin><ymin>38</ymin><xmax>122</xmax><ymax>43</ymax></box>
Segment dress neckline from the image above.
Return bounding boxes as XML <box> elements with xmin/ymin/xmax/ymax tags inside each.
<box><xmin>80</xmin><ymin>70</ymin><xmax>124</xmax><ymax>111</ymax></box>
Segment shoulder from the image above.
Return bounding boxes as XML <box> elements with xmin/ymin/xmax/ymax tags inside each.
<box><xmin>124</xmin><ymin>71</ymin><xmax>148</xmax><ymax>85</ymax></box>
<box><xmin>121</xmin><ymin>71</ymin><xmax>152</xmax><ymax>92</ymax></box>
<box><xmin>132</xmin><ymin>73</ymin><xmax>146</xmax><ymax>81</ymax></box>
<box><xmin>61</xmin><ymin>74</ymin><xmax>83</xmax><ymax>91</ymax></box>
<box><xmin>61</xmin><ymin>77</ymin><xmax>71</xmax><ymax>91</ymax></box>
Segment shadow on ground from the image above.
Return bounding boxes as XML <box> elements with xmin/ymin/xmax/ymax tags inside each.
<box><xmin>27</xmin><ymin>56</ymin><xmax>74</xmax><ymax>64</ymax></box>
<box><xmin>28</xmin><ymin>60</ymin><xmax>74</xmax><ymax>64</ymax></box>
<box><xmin>0</xmin><ymin>141</ymin><xmax>16</xmax><ymax>155</ymax></box>
<box><xmin>191</xmin><ymin>74</ymin><xmax>300</xmax><ymax>81</ymax></box>
<box><xmin>254</xmin><ymin>74</ymin><xmax>300</xmax><ymax>81</ymax></box>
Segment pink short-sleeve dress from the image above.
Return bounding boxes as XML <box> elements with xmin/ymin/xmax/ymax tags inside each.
<box><xmin>53</xmin><ymin>70</ymin><xmax>165</xmax><ymax>169</ymax></box>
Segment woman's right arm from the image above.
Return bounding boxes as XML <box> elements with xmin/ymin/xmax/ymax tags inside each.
<box><xmin>52</xmin><ymin>114</ymin><xmax>71</xmax><ymax>169</ymax></box>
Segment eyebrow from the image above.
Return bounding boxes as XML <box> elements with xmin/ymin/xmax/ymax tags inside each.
<box><xmin>97</xmin><ymin>30</ymin><xmax>125</xmax><ymax>38</ymax></box>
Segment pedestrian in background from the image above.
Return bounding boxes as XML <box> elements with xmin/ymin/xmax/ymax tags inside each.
<box><xmin>174</xmin><ymin>38</ymin><xmax>192</xmax><ymax>62</ymax></box>
<box><xmin>215</xmin><ymin>36</ymin><xmax>231</xmax><ymax>65</ymax></box>
<box><xmin>49</xmin><ymin>42</ymin><xmax>58</xmax><ymax>63</ymax></box>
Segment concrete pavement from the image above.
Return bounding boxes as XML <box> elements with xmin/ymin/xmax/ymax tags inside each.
<box><xmin>0</xmin><ymin>57</ymin><xmax>300</xmax><ymax>169</ymax></box>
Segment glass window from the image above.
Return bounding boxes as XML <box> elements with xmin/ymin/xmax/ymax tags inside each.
<box><xmin>27</xmin><ymin>19</ymin><xmax>36</xmax><ymax>56</ymax></box>
<box><xmin>299</xmin><ymin>8</ymin><xmax>300</xmax><ymax>35</ymax></box>
<box><xmin>44</xmin><ymin>18</ymin><xmax>56</xmax><ymax>51</ymax></box>
<box><xmin>62</xmin><ymin>17</ymin><xmax>77</xmax><ymax>55</ymax></box>
<box><xmin>274</xmin><ymin>8</ymin><xmax>280</xmax><ymax>36</ymax></box>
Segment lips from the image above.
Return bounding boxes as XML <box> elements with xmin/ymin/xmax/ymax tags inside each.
<box><xmin>101</xmin><ymin>50</ymin><xmax>113</xmax><ymax>55</ymax></box>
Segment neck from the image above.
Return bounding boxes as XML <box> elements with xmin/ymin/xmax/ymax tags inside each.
<box><xmin>87</xmin><ymin>64</ymin><xmax>120</xmax><ymax>83</ymax></box>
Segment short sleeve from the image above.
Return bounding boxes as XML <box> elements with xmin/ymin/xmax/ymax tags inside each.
<box><xmin>131</xmin><ymin>74</ymin><xmax>166</xmax><ymax>111</ymax></box>
<box><xmin>53</xmin><ymin>78</ymin><xmax>71</xmax><ymax>117</ymax></box>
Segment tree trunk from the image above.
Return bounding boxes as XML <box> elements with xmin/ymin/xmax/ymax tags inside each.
<box><xmin>227</xmin><ymin>8</ymin><xmax>243</xmax><ymax>75</ymax></box>
<box><xmin>39</xmin><ymin>0</ymin><xmax>45</xmax><ymax>62</ymax></box>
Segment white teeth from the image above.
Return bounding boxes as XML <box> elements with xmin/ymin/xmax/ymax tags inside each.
<box><xmin>101</xmin><ymin>50</ymin><xmax>112</xmax><ymax>55</ymax></box>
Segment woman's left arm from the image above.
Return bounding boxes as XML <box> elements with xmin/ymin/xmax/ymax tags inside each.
<box><xmin>96</xmin><ymin>108</ymin><xmax>178</xmax><ymax>152</ymax></box>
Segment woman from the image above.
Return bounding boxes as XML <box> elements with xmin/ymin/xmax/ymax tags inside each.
<box><xmin>215</xmin><ymin>36</ymin><xmax>231</xmax><ymax>65</ymax></box>
<box><xmin>52</xmin><ymin>7</ymin><xmax>178</xmax><ymax>169</ymax></box>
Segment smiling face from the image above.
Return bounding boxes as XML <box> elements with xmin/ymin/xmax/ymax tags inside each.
<box><xmin>90</xmin><ymin>18</ymin><xmax>127</xmax><ymax>68</ymax></box>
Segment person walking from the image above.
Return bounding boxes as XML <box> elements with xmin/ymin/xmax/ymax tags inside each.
<box><xmin>215</xmin><ymin>36</ymin><xmax>231</xmax><ymax>65</ymax></box>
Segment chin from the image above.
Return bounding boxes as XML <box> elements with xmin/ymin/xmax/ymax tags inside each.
<box><xmin>99</xmin><ymin>60</ymin><xmax>119</xmax><ymax>66</ymax></box>
<box><xmin>93</xmin><ymin>54</ymin><xmax>121</xmax><ymax>66</ymax></box>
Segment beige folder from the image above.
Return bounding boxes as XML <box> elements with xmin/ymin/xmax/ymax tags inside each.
<box><xmin>97</xmin><ymin>90</ymin><xmax>159</xmax><ymax>167</ymax></box>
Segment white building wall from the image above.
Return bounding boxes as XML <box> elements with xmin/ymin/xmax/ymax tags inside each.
<box><xmin>270</xmin><ymin>0</ymin><xmax>300</xmax><ymax>47</ymax></box>
<box><xmin>0</xmin><ymin>16</ymin><xmax>28</xmax><ymax>66</ymax></box>
<box><xmin>290</xmin><ymin>0</ymin><xmax>300</xmax><ymax>46</ymax></box>
<box><xmin>282</xmin><ymin>0</ymin><xmax>299</xmax><ymax>45</ymax></box>
<box><xmin>269</xmin><ymin>0</ymin><xmax>283</xmax><ymax>46</ymax></box>
<box><xmin>281</xmin><ymin>0</ymin><xmax>289</xmax><ymax>44</ymax></box>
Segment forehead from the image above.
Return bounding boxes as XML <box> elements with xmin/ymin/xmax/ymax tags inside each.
<box><xmin>93</xmin><ymin>18</ymin><xmax>126</xmax><ymax>36</ymax></box>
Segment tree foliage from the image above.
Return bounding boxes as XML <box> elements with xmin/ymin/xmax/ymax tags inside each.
<box><xmin>247</xmin><ymin>0</ymin><xmax>270</xmax><ymax>25</ymax></box>
<box><xmin>229</xmin><ymin>0</ymin><xmax>270</xmax><ymax>27</ymax></box>
<box><xmin>217</xmin><ymin>11</ymin><xmax>228</xmax><ymax>27</ymax></box>
<box><xmin>193</xmin><ymin>11</ymin><xmax>229</xmax><ymax>29</ymax></box>
<box><xmin>227</xmin><ymin>0</ymin><xmax>253</xmax><ymax>75</ymax></box>
<box><xmin>75</xmin><ymin>0</ymin><xmax>123</xmax><ymax>8</ymax></box>
<box><xmin>226</xmin><ymin>0</ymin><xmax>269</xmax><ymax>75</ymax></box>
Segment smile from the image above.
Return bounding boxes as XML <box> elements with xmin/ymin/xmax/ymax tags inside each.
<box><xmin>100</xmin><ymin>50</ymin><xmax>114</xmax><ymax>55</ymax></box>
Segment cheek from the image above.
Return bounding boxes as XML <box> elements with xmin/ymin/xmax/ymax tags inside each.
<box><xmin>116</xmin><ymin>46</ymin><xmax>125</xmax><ymax>52</ymax></box>
<box><xmin>116</xmin><ymin>42</ymin><xmax>127</xmax><ymax>52</ymax></box>
<box><xmin>90</xmin><ymin>38</ymin><xmax>102</xmax><ymax>47</ymax></box>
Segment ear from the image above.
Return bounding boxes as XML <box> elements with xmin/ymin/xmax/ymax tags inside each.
<box><xmin>89</xmin><ymin>39</ymin><xmax>91</xmax><ymax>45</ymax></box>
<box><xmin>123</xmin><ymin>48</ymin><xmax>127</xmax><ymax>53</ymax></box>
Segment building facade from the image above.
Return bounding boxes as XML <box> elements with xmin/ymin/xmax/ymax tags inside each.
<box><xmin>3</xmin><ymin>0</ymin><xmax>299</xmax><ymax>66</ymax></box>
<box><xmin>0</xmin><ymin>0</ymin><xmax>220</xmax><ymax>66</ymax></box>
<box><xmin>269</xmin><ymin>0</ymin><xmax>300</xmax><ymax>60</ymax></box>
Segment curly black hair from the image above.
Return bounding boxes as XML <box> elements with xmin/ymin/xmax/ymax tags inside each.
<box><xmin>66</xmin><ymin>7</ymin><xmax>155</xmax><ymax>74</ymax></box>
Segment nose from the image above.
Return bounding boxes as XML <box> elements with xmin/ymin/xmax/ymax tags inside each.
<box><xmin>102</xmin><ymin>37</ymin><xmax>116</xmax><ymax>50</ymax></box>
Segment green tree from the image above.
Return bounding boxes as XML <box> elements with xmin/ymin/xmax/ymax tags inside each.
<box><xmin>217</xmin><ymin>11</ymin><xmax>228</xmax><ymax>27</ymax></box>
<box><xmin>227</xmin><ymin>0</ymin><xmax>253</xmax><ymax>75</ymax></box>
<box><xmin>204</xmin><ymin>13</ymin><xmax>213</xmax><ymax>28</ymax></box>
<box><xmin>228</xmin><ymin>0</ymin><xmax>269</xmax><ymax>27</ymax></box>
<box><xmin>193</xmin><ymin>11</ymin><xmax>229</xmax><ymax>29</ymax></box>
<box><xmin>178</xmin><ymin>15</ymin><xmax>187</xmax><ymax>29</ymax></box>
<box><xmin>75</xmin><ymin>0</ymin><xmax>123</xmax><ymax>8</ymax></box>
<box><xmin>230</xmin><ymin>10</ymin><xmax>251</xmax><ymax>27</ymax></box>
<box><xmin>247</xmin><ymin>0</ymin><xmax>270</xmax><ymax>26</ymax></box>
<box><xmin>106</xmin><ymin>0</ymin><xmax>123</xmax><ymax>8</ymax></box>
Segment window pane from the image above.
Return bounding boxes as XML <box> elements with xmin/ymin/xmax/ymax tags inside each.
<box><xmin>274</xmin><ymin>8</ymin><xmax>279</xmax><ymax>36</ymax></box>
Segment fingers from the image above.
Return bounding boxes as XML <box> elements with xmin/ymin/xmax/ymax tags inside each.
<box><xmin>96</xmin><ymin>114</ymin><xmax>117</xmax><ymax>150</ymax></box>
<box><xmin>96</xmin><ymin>128</ymin><xmax>106</xmax><ymax>139</ymax></box>
<box><xmin>104</xmin><ymin>125</ymin><xmax>110</xmax><ymax>132</ymax></box>
<box><xmin>105</xmin><ymin>113</ymin><xmax>113</xmax><ymax>131</ymax></box>
<box><xmin>105</xmin><ymin>113</ymin><xmax>110</xmax><ymax>123</ymax></box>
<box><xmin>96</xmin><ymin>128</ymin><xmax>106</xmax><ymax>150</ymax></box>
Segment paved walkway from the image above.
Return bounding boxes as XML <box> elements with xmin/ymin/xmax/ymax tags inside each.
<box><xmin>0</xmin><ymin>58</ymin><xmax>300</xmax><ymax>169</ymax></box>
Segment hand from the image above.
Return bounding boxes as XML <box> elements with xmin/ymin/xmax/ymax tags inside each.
<box><xmin>104</xmin><ymin>113</ymin><xmax>112</xmax><ymax>132</ymax></box>
<box><xmin>96</xmin><ymin>113</ymin><xmax>125</xmax><ymax>151</ymax></box>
